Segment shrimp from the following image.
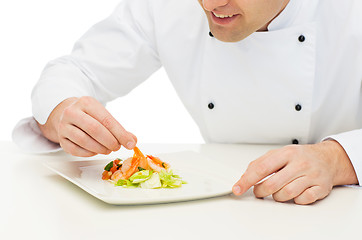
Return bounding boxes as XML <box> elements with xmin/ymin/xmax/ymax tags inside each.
<box><xmin>133</xmin><ymin>146</ymin><xmax>145</xmax><ymax>158</ymax></box>
<box><xmin>145</xmin><ymin>155</ymin><xmax>170</xmax><ymax>173</ymax></box>
<box><xmin>134</xmin><ymin>147</ymin><xmax>170</xmax><ymax>172</ymax></box>
<box><xmin>106</xmin><ymin>146</ymin><xmax>170</xmax><ymax>181</ymax></box>
<box><xmin>111</xmin><ymin>157</ymin><xmax>140</xmax><ymax>181</ymax></box>
<box><xmin>134</xmin><ymin>146</ymin><xmax>149</xmax><ymax>170</ymax></box>
<box><xmin>110</xmin><ymin>169</ymin><xmax>123</xmax><ymax>181</ymax></box>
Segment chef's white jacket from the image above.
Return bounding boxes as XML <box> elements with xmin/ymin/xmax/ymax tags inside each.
<box><xmin>13</xmin><ymin>0</ymin><xmax>362</xmax><ymax>184</ymax></box>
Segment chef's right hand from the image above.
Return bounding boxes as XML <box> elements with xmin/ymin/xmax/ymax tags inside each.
<box><xmin>37</xmin><ymin>96</ymin><xmax>137</xmax><ymax>157</ymax></box>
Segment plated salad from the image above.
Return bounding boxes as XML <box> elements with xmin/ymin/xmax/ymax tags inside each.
<box><xmin>102</xmin><ymin>147</ymin><xmax>186</xmax><ymax>189</ymax></box>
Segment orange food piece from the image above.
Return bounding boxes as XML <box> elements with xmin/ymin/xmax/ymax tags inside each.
<box><xmin>102</xmin><ymin>170</ymin><xmax>112</xmax><ymax>180</ymax></box>
<box><xmin>110</xmin><ymin>159</ymin><xmax>122</xmax><ymax>173</ymax></box>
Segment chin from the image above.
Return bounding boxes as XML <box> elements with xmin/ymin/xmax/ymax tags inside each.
<box><xmin>210</xmin><ymin>25</ymin><xmax>251</xmax><ymax>43</ymax></box>
<box><xmin>211</xmin><ymin>30</ymin><xmax>247</xmax><ymax>43</ymax></box>
<box><xmin>214</xmin><ymin>34</ymin><xmax>242</xmax><ymax>43</ymax></box>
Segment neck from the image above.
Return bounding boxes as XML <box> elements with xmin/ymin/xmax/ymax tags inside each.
<box><xmin>257</xmin><ymin>0</ymin><xmax>290</xmax><ymax>32</ymax></box>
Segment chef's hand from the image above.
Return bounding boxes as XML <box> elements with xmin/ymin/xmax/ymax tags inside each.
<box><xmin>232</xmin><ymin>141</ymin><xmax>358</xmax><ymax>205</ymax></box>
<box><xmin>37</xmin><ymin>96</ymin><xmax>137</xmax><ymax>157</ymax></box>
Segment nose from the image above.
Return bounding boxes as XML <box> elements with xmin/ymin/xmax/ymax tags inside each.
<box><xmin>202</xmin><ymin>0</ymin><xmax>229</xmax><ymax>11</ymax></box>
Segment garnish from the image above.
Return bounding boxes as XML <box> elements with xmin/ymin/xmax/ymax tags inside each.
<box><xmin>102</xmin><ymin>147</ymin><xmax>186</xmax><ymax>189</ymax></box>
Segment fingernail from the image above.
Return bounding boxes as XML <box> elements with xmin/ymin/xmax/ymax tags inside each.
<box><xmin>126</xmin><ymin>141</ymin><xmax>135</xmax><ymax>149</ymax></box>
<box><xmin>233</xmin><ymin>185</ymin><xmax>241</xmax><ymax>195</ymax></box>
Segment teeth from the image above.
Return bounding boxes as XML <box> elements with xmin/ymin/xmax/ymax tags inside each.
<box><xmin>212</xmin><ymin>12</ymin><xmax>234</xmax><ymax>18</ymax></box>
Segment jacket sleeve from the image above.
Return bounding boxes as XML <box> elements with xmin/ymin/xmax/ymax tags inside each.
<box><xmin>13</xmin><ymin>0</ymin><xmax>161</xmax><ymax>152</ymax></box>
<box><xmin>323</xmin><ymin>130</ymin><xmax>362</xmax><ymax>186</ymax></box>
<box><xmin>33</xmin><ymin>0</ymin><xmax>161</xmax><ymax>124</ymax></box>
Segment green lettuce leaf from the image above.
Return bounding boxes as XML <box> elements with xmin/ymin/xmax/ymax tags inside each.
<box><xmin>115</xmin><ymin>179</ymin><xmax>138</xmax><ymax>188</ymax></box>
<box><xmin>129</xmin><ymin>170</ymin><xmax>153</xmax><ymax>183</ymax></box>
<box><xmin>113</xmin><ymin>169</ymin><xmax>186</xmax><ymax>189</ymax></box>
<box><xmin>159</xmin><ymin>170</ymin><xmax>186</xmax><ymax>188</ymax></box>
<box><xmin>140</xmin><ymin>172</ymin><xmax>162</xmax><ymax>189</ymax></box>
<box><xmin>104</xmin><ymin>161</ymin><xmax>113</xmax><ymax>171</ymax></box>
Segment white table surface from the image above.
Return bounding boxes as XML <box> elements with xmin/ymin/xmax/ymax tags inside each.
<box><xmin>1</xmin><ymin>141</ymin><xmax>361</xmax><ymax>240</ymax></box>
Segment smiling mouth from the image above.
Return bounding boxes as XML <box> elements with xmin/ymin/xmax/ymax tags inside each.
<box><xmin>212</xmin><ymin>12</ymin><xmax>236</xmax><ymax>18</ymax></box>
<box><xmin>211</xmin><ymin>11</ymin><xmax>239</xmax><ymax>25</ymax></box>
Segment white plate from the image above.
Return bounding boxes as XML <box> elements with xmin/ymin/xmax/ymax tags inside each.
<box><xmin>44</xmin><ymin>151</ymin><xmax>240</xmax><ymax>205</ymax></box>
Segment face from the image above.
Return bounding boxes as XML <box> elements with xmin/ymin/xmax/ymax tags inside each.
<box><xmin>198</xmin><ymin>0</ymin><xmax>290</xmax><ymax>42</ymax></box>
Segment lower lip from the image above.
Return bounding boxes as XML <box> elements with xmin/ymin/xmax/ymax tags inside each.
<box><xmin>211</xmin><ymin>13</ymin><xmax>239</xmax><ymax>25</ymax></box>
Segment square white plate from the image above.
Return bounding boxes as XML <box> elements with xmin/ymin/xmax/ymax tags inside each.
<box><xmin>44</xmin><ymin>151</ymin><xmax>240</xmax><ymax>205</ymax></box>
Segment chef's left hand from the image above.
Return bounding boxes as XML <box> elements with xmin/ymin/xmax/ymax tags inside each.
<box><xmin>232</xmin><ymin>140</ymin><xmax>358</xmax><ymax>205</ymax></box>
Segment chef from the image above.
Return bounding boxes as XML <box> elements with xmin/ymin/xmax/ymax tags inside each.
<box><xmin>13</xmin><ymin>0</ymin><xmax>362</xmax><ymax>205</ymax></box>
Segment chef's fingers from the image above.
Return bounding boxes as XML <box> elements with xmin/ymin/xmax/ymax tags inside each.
<box><xmin>60</xmin><ymin>102</ymin><xmax>120</xmax><ymax>152</ymax></box>
<box><xmin>130</xmin><ymin>132</ymin><xmax>138</xmax><ymax>144</ymax></box>
<box><xmin>253</xmin><ymin>163</ymin><xmax>301</xmax><ymax>198</ymax></box>
<box><xmin>232</xmin><ymin>149</ymin><xmax>288</xmax><ymax>196</ymax></box>
<box><xmin>271</xmin><ymin>176</ymin><xmax>310</xmax><ymax>202</ymax></box>
<box><xmin>68</xmin><ymin>110</ymin><xmax>121</xmax><ymax>152</ymax></box>
<box><xmin>293</xmin><ymin>185</ymin><xmax>328</xmax><ymax>205</ymax></box>
<box><xmin>59</xmin><ymin>137</ymin><xmax>97</xmax><ymax>157</ymax></box>
<box><xmin>75</xmin><ymin>96</ymin><xmax>137</xmax><ymax>150</ymax></box>
<box><xmin>59</xmin><ymin>123</ymin><xmax>112</xmax><ymax>155</ymax></box>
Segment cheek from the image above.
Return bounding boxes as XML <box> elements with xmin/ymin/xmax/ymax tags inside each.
<box><xmin>238</xmin><ymin>1</ymin><xmax>278</xmax><ymax>27</ymax></box>
<box><xmin>199</xmin><ymin>0</ymin><xmax>208</xmax><ymax>8</ymax></box>
<box><xmin>197</xmin><ymin>0</ymin><xmax>203</xmax><ymax>8</ymax></box>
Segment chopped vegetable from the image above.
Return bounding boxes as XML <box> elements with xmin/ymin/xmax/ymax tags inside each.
<box><xmin>115</xmin><ymin>179</ymin><xmax>138</xmax><ymax>188</ymax></box>
<box><xmin>129</xmin><ymin>170</ymin><xmax>153</xmax><ymax>183</ymax></box>
<box><xmin>159</xmin><ymin>169</ymin><xmax>186</xmax><ymax>188</ymax></box>
<box><xmin>140</xmin><ymin>172</ymin><xmax>161</xmax><ymax>189</ymax></box>
<box><xmin>102</xmin><ymin>170</ymin><xmax>112</xmax><ymax>180</ymax></box>
<box><xmin>104</xmin><ymin>161</ymin><xmax>113</xmax><ymax>171</ymax></box>
<box><xmin>111</xmin><ymin>169</ymin><xmax>186</xmax><ymax>189</ymax></box>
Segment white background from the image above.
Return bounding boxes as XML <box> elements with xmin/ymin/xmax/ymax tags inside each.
<box><xmin>0</xmin><ymin>0</ymin><xmax>204</xmax><ymax>144</ymax></box>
